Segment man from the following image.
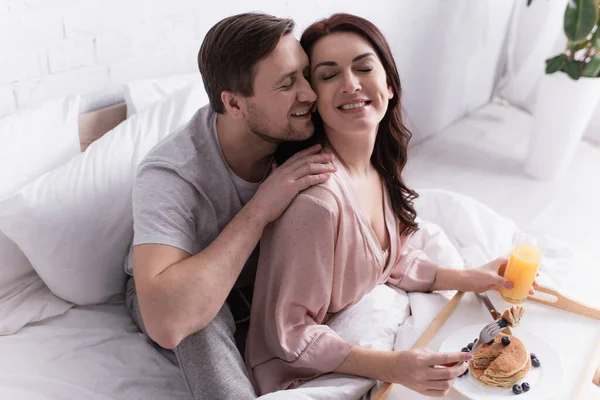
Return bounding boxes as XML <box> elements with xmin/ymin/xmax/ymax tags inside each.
<box><xmin>123</xmin><ymin>13</ymin><xmax>336</xmax><ymax>400</ymax></box>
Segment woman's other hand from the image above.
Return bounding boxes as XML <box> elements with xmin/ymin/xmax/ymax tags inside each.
<box><xmin>335</xmin><ymin>346</ymin><xmax>471</xmax><ymax>397</ymax></box>
<box><xmin>390</xmin><ymin>348</ymin><xmax>471</xmax><ymax>397</ymax></box>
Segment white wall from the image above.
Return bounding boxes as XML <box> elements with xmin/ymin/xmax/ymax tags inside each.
<box><xmin>585</xmin><ymin>104</ymin><xmax>600</xmax><ymax>144</ymax></box>
<box><xmin>0</xmin><ymin>0</ymin><xmax>516</xmax><ymax>142</ymax></box>
<box><xmin>493</xmin><ymin>0</ymin><xmax>600</xmax><ymax>145</ymax></box>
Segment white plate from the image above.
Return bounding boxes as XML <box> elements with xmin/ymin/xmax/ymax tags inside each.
<box><xmin>438</xmin><ymin>324</ymin><xmax>564</xmax><ymax>399</ymax></box>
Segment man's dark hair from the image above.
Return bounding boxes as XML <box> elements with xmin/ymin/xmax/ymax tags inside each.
<box><xmin>198</xmin><ymin>13</ymin><xmax>295</xmax><ymax>114</ymax></box>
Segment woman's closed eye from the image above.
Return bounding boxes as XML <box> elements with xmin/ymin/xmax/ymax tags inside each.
<box><xmin>321</xmin><ymin>67</ymin><xmax>374</xmax><ymax>81</ymax></box>
<box><xmin>355</xmin><ymin>63</ymin><xmax>374</xmax><ymax>73</ymax></box>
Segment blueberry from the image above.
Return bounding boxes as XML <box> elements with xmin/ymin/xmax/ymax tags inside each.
<box><xmin>461</xmin><ymin>347</ymin><xmax>470</xmax><ymax>352</ymax></box>
<box><xmin>512</xmin><ymin>384</ymin><xmax>522</xmax><ymax>394</ymax></box>
<box><xmin>521</xmin><ymin>382</ymin><xmax>530</xmax><ymax>392</ymax></box>
<box><xmin>467</xmin><ymin>342</ymin><xmax>474</xmax><ymax>350</ymax></box>
<box><xmin>502</xmin><ymin>336</ymin><xmax>511</xmax><ymax>346</ymax></box>
<box><xmin>532</xmin><ymin>358</ymin><xmax>541</xmax><ymax>368</ymax></box>
<box><xmin>530</xmin><ymin>353</ymin><xmax>537</xmax><ymax>359</ymax></box>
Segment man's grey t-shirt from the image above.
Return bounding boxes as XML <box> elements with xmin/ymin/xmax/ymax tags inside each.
<box><xmin>124</xmin><ymin>104</ymin><xmax>260</xmax><ymax>288</ymax></box>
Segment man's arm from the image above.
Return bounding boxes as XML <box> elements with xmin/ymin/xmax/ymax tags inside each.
<box><xmin>133</xmin><ymin>144</ymin><xmax>336</xmax><ymax>349</ymax></box>
<box><xmin>133</xmin><ymin>203</ymin><xmax>265</xmax><ymax>349</ymax></box>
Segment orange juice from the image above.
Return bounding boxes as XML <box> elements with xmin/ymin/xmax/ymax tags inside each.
<box><xmin>500</xmin><ymin>243</ymin><xmax>542</xmax><ymax>304</ymax></box>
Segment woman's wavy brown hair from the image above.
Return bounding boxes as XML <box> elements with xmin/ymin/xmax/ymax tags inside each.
<box><xmin>277</xmin><ymin>13</ymin><xmax>419</xmax><ymax>236</ymax></box>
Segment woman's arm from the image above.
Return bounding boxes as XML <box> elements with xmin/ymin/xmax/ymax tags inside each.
<box><xmin>427</xmin><ymin>267</ymin><xmax>469</xmax><ymax>291</ymax></box>
<box><xmin>386</xmin><ymin>243</ymin><xmax>438</xmax><ymax>292</ymax></box>
<box><xmin>335</xmin><ymin>346</ymin><xmax>395</xmax><ymax>382</ymax></box>
<box><xmin>388</xmin><ymin>241</ymin><xmax>514</xmax><ymax>293</ymax></box>
<box><xmin>428</xmin><ymin>258</ymin><xmax>514</xmax><ymax>292</ymax></box>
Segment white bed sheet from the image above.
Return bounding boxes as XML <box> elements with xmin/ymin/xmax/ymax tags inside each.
<box><xmin>0</xmin><ymin>282</ymin><xmax>414</xmax><ymax>400</ymax></box>
<box><xmin>0</xmin><ymin>302</ymin><xmax>189</xmax><ymax>400</ymax></box>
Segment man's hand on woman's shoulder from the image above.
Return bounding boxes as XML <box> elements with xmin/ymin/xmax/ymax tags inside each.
<box><xmin>247</xmin><ymin>144</ymin><xmax>337</xmax><ymax>225</ymax></box>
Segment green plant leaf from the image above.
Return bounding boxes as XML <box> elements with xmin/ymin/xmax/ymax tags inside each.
<box><xmin>562</xmin><ymin>60</ymin><xmax>583</xmax><ymax>80</ymax></box>
<box><xmin>593</xmin><ymin>27</ymin><xmax>600</xmax><ymax>48</ymax></box>
<box><xmin>564</xmin><ymin>0</ymin><xmax>598</xmax><ymax>41</ymax></box>
<box><xmin>582</xmin><ymin>54</ymin><xmax>600</xmax><ymax>76</ymax></box>
<box><xmin>546</xmin><ymin>54</ymin><xmax>569</xmax><ymax>73</ymax></box>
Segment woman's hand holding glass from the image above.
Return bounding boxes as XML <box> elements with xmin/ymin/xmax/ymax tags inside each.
<box><xmin>462</xmin><ymin>257</ymin><xmax>538</xmax><ymax>295</ymax></box>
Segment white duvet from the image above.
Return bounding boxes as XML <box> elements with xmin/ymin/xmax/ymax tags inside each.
<box><xmin>1</xmin><ymin>189</ymin><xmax>597</xmax><ymax>400</ymax></box>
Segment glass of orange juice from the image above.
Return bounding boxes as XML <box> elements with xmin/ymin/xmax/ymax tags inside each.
<box><xmin>500</xmin><ymin>233</ymin><xmax>545</xmax><ymax>304</ymax></box>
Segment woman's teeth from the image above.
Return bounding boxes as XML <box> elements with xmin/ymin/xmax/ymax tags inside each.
<box><xmin>340</xmin><ymin>102</ymin><xmax>367</xmax><ymax>110</ymax></box>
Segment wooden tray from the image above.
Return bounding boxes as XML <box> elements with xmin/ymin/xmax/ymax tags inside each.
<box><xmin>372</xmin><ymin>286</ymin><xmax>600</xmax><ymax>400</ymax></box>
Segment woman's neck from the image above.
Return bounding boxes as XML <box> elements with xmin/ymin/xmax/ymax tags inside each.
<box><xmin>325</xmin><ymin>127</ymin><xmax>377</xmax><ymax>179</ymax></box>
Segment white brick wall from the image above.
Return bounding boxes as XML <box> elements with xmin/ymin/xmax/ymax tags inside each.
<box><xmin>0</xmin><ymin>0</ymin><xmax>209</xmax><ymax>119</ymax></box>
<box><xmin>0</xmin><ymin>49</ymin><xmax>47</xmax><ymax>83</ymax></box>
<box><xmin>1</xmin><ymin>0</ymin><xmax>598</xmax><ymax>142</ymax></box>
<box><xmin>14</xmin><ymin>67</ymin><xmax>110</xmax><ymax>108</ymax></box>
<box><xmin>95</xmin><ymin>30</ymin><xmax>133</xmax><ymax>63</ymax></box>
<box><xmin>48</xmin><ymin>38</ymin><xmax>96</xmax><ymax>73</ymax></box>
<box><xmin>0</xmin><ymin>10</ymin><xmax>64</xmax><ymax>53</ymax></box>
<box><xmin>1</xmin><ymin>0</ymin><xmax>541</xmax><ymax>145</ymax></box>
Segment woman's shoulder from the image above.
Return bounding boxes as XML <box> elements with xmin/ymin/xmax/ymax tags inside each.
<box><xmin>294</xmin><ymin>175</ymin><xmax>345</xmax><ymax>216</ymax></box>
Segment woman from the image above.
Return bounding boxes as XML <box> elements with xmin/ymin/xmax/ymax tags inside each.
<box><xmin>245</xmin><ymin>13</ymin><xmax>525</xmax><ymax>397</ymax></box>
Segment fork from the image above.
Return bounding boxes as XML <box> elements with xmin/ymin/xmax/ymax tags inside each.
<box><xmin>449</xmin><ymin>318</ymin><xmax>506</xmax><ymax>367</ymax></box>
<box><xmin>470</xmin><ymin>319</ymin><xmax>506</xmax><ymax>354</ymax></box>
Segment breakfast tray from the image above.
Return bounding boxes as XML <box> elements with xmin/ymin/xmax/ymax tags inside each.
<box><xmin>372</xmin><ymin>286</ymin><xmax>600</xmax><ymax>400</ymax></box>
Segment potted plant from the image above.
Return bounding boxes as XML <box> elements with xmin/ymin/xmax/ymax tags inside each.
<box><xmin>524</xmin><ymin>0</ymin><xmax>600</xmax><ymax>180</ymax></box>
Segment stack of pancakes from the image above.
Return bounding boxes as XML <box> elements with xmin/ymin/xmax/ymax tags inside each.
<box><xmin>470</xmin><ymin>333</ymin><xmax>531</xmax><ymax>388</ymax></box>
<box><xmin>502</xmin><ymin>304</ymin><xmax>525</xmax><ymax>327</ymax></box>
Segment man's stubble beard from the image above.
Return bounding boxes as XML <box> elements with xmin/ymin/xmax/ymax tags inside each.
<box><xmin>247</xmin><ymin>103</ymin><xmax>314</xmax><ymax>144</ymax></box>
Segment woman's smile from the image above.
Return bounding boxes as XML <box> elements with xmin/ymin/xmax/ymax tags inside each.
<box><xmin>336</xmin><ymin>99</ymin><xmax>372</xmax><ymax>114</ymax></box>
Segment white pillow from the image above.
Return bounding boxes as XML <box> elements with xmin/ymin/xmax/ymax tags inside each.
<box><xmin>414</xmin><ymin>189</ymin><xmax>518</xmax><ymax>267</ymax></box>
<box><xmin>0</xmin><ymin>95</ymin><xmax>81</xmax><ymax>335</ymax></box>
<box><xmin>0</xmin><ymin>95</ymin><xmax>81</xmax><ymax>198</ymax></box>
<box><xmin>124</xmin><ymin>73</ymin><xmax>207</xmax><ymax>117</ymax></box>
<box><xmin>0</xmin><ymin>84</ymin><xmax>208</xmax><ymax>305</ymax></box>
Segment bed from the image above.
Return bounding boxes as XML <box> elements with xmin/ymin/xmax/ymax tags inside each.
<box><xmin>0</xmin><ymin>85</ymin><xmax>598</xmax><ymax>400</ymax></box>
